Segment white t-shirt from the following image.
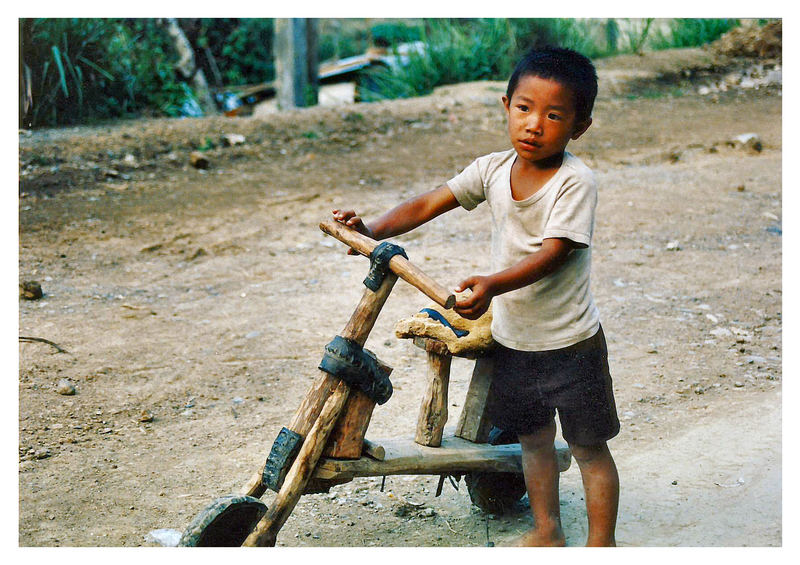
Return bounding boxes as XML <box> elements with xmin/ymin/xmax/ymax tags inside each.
<box><xmin>447</xmin><ymin>148</ymin><xmax>600</xmax><ymax>351</ymax></box>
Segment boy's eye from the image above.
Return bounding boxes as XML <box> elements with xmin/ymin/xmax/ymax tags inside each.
<box><xmin>548</xmin><ymin>113</ymin><xmax>562</xmax><ymax>120</ymax></box>
<box><xmin>517</xmin><ymin>105</ymin><xmax>529</xmax><ymax>112</ymax></box>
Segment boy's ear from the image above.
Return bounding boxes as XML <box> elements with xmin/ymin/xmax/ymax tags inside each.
<box><xmin>502</xmin><ymin>95</ymin><xmax>510</xmax><ymax>112</ymax></box>
<box><xmin>571</xmin><ymin>117</ymin><xmax>592</xmax><ymax>140</ymax></box>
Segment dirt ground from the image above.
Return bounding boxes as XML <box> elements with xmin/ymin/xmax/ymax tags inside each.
<box><xmin>18</xmin><ymin>48</ymin><xmax>782</xmax><ymax>547</ymax></box>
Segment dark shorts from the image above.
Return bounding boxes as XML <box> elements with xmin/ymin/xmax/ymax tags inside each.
<box><xmin>487</xmin><ymin>326</ymin><xmax>620</xmax><ymax>446</ymax></box>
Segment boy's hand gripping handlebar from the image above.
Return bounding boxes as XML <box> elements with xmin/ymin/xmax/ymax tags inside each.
<box><xmin>319</xmin><ymin>220</ymin><xmax>456</xmax><ymax>310</ymax></box>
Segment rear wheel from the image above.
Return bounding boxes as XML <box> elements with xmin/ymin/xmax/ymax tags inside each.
<box><xmin>465</xmin><ymin>427</ymin><xmax>527</xmax><ymax>514</ymax></box>
<box><xmin>465</xmin><ymin>471</ymin><xmax>527</xmax><ymax>514</ymax></box>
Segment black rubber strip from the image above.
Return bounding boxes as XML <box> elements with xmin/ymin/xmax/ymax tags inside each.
<box><xmin>420</xmin><ymin>308</ymin><xmax>469</xmax><ymax>338</ymax></box>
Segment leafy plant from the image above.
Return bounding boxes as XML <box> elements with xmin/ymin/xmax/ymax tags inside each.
<box><xmin>21</xmin><ymin>18</ymin><xmax>124</xmax><ymax>126</ymax></box>
<box><xmin>192</xmin><ymin>18</ymin><xmax>275</xmax><ymax>86</ymax></box>
<box><xmin>358</xmin><ymin>18</ymin><xmax>605</xmax><ymax>102</ymax></box>
<box><xmin>651</xmin><ymin>18</ymin><xmax>740</xmax><ymax>49</ymax></box>
<box><xmin>621</xmin><ymin>18</ymin><xmax>655</xmax><ymax>54</ymax></box>
<box><xmin>20</xmin><ymin>18</ymin><xmax>195</xmax><ymax>127</ymax></box>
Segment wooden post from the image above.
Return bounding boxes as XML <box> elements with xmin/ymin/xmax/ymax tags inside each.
<box><xmin>274</xmin><ymin>18</ymin><xmax>318</xmax><ymax>110</ymax></box>
<box><xmin>415</xmin><ymin>347</ymin><xmax>451</xmax><ymax>447</ymax></box>
<box><xmin>455</xmin><ymin>356</ymin><xmax>495</xmax><ymax>443</ymax></box>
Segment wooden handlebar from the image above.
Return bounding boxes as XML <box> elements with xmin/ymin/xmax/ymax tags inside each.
<box><xmin>319</xmin><ymin>220</ymin><xmax>456</xmax><ymax>310</ymax></box>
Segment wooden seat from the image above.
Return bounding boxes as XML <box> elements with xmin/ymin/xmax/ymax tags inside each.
<box><xmin>394</xmin><ymin>306</ymin><xmax>496</xmax><ymax>447</ymax></box>
<box><xmin>394</xmin><ymin>303</ymin><xmax>494</xmax><ymax>359</ymax></box>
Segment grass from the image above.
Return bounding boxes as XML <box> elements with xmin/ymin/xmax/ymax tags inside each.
<box><xmin>651</xmin><ymin>19</ymin><xmax>739</xmax><ymax>49</ymax></box>
<box><xmin>359</xmin><ymin>18</ymin><xmax>742</xmax><ymax>104</ymax></box>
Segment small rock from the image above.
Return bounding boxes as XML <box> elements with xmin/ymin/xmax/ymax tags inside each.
<box><xmin>665</xmin><ymin>240</ymin><xmax>682</xmax><ymax>251</ymax></box>
<box><xmin>20</xmin><ymin>281</ymin><xmax>43</xmax><ymax>300</ymax></box>
<box><xmin>145</xmin><ymin>528</ymin><xmax>182</xmax><ymax>547</ymax></box>
<box><xmin>221</xmin><ymin>133</ymin><xmax>246</xmax><ymax>146</ymax></box>
<box><xmin>734</xmin><ymin>381</ymin><xmax>745</xmax><ymax>387</ymax></box>
<box><xmin>745</xmin><ymin>355</ymin><xmax>767</xmax><ymax>365</ymax></box>
<box><xmin>138</xmin><ymin>410</ymin><xmax>154</xmax><ymax>423</ymax></box>
<box><xmin>710</xmin><ymin>327</ymin><xmax>733</xmax><ymax>338</ymax></box>
<box><xmin>189</xmin><ymin>151</ymin><xmax>209</xmax><ymax>169</ymax></box>
<box><xmin>671</xmin><ymin>480</ymin><xmax>678</xmax><ymax>485</ymax></box>
<box><xmin>232</xmin><ymin>397</ymin><xmax>244</xmax><ymax>405</ymax></box>
<box><xmin>34</xmin><ymin>448</ymin><xmax>51</xmax><ymax>459</ymax></box>
<box><xmin>245</xmin><ymin>331</ymin><xmax>262</xmax><ymax>339</ymax></box>
<box><xmin>732</xmin><ymin>133</ymin><xmax>763</xmax><ymax>153</ymax></box>
<box><xmin>123</xmin><ymin>153</ymin><xmax>138</xmax><ymax>166</ymax></box>
<box><xmin>56</xmin><ymin>379</ymin><xmax>76</xmax><ymax>396</ymax></box>
<box><xmin>187</xmin><ymin>248</ymin><xmax>207</xmax><ymax>261</ymax></box>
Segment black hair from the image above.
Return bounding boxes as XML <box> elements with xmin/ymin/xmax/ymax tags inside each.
<box><xmin>506</xmin><ymin>46</ymin><xmax>598</xmax><ymax>124</ymax></box>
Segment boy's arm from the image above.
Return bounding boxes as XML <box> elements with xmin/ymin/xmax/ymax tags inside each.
<box><xmin>454</xmin><ymin>237</ymin><xmax>573</xmax><ymax>320</ymax></box>
<box><xmin>333</xmin><ymin>184</ymin><xmax>459</xmax><ymax>242</ymax></box>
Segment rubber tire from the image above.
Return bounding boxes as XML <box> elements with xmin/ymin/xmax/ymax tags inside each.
<box><xmin>465</xmin><ymin>427</ymin><xmax>527</xmax><ymax>515</ymax></box>
<box><xmin>178</xmin><ymin>494</ymin><xmax>268</xmax><ymax>547</ymax></box>
<box><xmin>465</xmin><ymin>471</ymin><xmax>527</xmax><ymax>515</ymax></box>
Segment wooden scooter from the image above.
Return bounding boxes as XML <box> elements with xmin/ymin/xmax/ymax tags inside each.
<box><xmin>178</xmin><ymin>220</ymin><xmax>571</xmax><ymax>547</ymax></box>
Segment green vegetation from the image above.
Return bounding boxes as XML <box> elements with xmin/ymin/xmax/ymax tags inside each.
<box><xmin>651</xmin><ymin>19</ymin><xmax>739</xmax><ymax>49</ymax></box>
<box><xmin>19</xmin><ymin>18</ymin><xmax>745</xmax><ymax>128</ymax></box>
<box><xmin>359</xmin><ymin>19</ymin><xmax>608</xmax><ymax>102</ymax></box>
<box><xmin>21</xmin><ymin>18</ymin><xmax>199</xmax><ymax>127</ymax></box>
<box><xmin>359</xmin><ymin>18</ymin><xmax>742</xmax><ymax>102</ymax></box>
<box><xmin>191</xmin><ymin>19</ymin><xmax>275</xmax><ymax>86</ymax></box>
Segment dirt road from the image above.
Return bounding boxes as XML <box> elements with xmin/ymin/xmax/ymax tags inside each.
<box><xmin>18</xmin><ymin>49</ymin><xmax>781</xmax><ymax>546</ymax></box>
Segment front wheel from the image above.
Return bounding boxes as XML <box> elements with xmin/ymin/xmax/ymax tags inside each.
<box><xmin>178</xmin><ymin>494</ymin><xmax>268</xmax><ymax>546</ymax></box>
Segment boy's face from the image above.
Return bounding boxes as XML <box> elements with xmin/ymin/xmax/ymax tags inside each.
<box><xmin>502</xmin><ymin>74</ymin><xmax>591</xmax><ymax>166</ymax></box>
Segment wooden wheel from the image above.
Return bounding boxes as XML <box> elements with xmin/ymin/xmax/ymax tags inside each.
<box><xmin>179</xmin><ymin>495</ymin><xmax>268</xmax><ymax>547</ymax></box>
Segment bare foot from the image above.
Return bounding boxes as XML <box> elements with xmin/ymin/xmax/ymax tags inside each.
<box><xmin>509</xmin><ymin>528</ymin><xmax>566</xmax><ymax>547</ymax></box>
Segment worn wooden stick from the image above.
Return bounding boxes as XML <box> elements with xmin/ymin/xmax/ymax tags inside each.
<box><xmin>362</xmin><ymin>438</ymin><xmax>385</xmax><ymax>461</ymax></box>
<box><xmin>242</xmin><ymin>380</ymin><xmax>351</xmax><ymax>547</ymax></box>
<box><xmin>415</xmin><ymin>349</ymin><xmax>451</xmax><ymax>447</ymax></box>
<box><xmin>319</xmin><ymin>220</ymin><xmax>455</xmax><ymax>309</ymax></box>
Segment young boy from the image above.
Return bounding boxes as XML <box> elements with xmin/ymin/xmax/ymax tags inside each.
<box><xmin>332</xmin><ymin>47</ymin><xmax>620</xmax><ymax>547</ymax></box>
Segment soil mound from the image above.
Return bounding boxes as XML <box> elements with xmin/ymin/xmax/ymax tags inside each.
<box><xmin>710</xmin><ymin>20</ymin><xmax>782</xmax><ymax>59</ymax></box>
